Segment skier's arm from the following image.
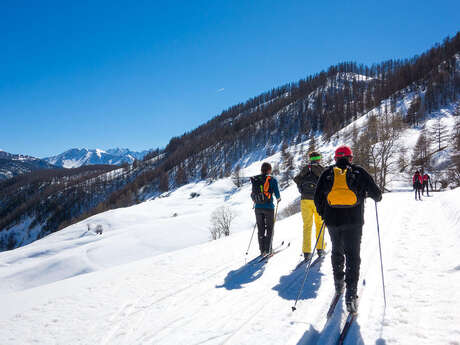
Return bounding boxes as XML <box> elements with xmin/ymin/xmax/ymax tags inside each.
<box><xmin>293</xmin><ymin>173</ymin><xmax>301</xmax><ymax>185</ymax></box>
<box><xmin>314</xmin><ymin>171</ymin><xmax>327</xmax><ymax>217</ymax></box>
<box><xmin>272</xmin><ymin>178</ymin><xmax>281</xmax><ymax>201</ymax></box>
<box><xmin>293</xmin><ymin>166</ymin><xmax>306</xmax><ymax>185</ymax></box>
<box><xmin>360</xmin><ymin>168</ymin><xmax>382</xmax><ymax>202</ymax></box>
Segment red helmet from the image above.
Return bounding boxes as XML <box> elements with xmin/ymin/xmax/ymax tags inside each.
<box><xmin>334</xmin><ymin>146</ymin><xmax>353</xmax><ymax>159</ymax></box>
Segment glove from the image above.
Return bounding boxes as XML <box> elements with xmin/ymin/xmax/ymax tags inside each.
<box><xmin>375</xmin><ymin>193</ymin><xmax>383</xmax><ymax>202</ymax></box>
<box><xmin>277</xmin><ymin>198</ymin><xmax>281</xmax><ymax>203</ymax></box>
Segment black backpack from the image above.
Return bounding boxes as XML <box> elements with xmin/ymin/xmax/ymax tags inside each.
<box><xmin>297</xmin><ymin>165</ymin><xmax>318</xmax><ymax>195</ymax></box>
<box><xmin>250</xmin><ymin>175</ymin><xmax>272</xmax><ymax>204</ymax></box>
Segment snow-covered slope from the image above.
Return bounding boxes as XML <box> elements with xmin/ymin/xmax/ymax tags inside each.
<box><xmin>1</xmin><ymin>177</ymin><xmax>459</xmax><ymax>344</ymax></box>
<box><xmin>0</xmin><ymin>150</ymin><xmax>56</xmax><ymax>180</ymax></box>
<box><xmin>44</xmin><ymin>148</ymin><xmax>150</xmax><ymax>168</ymax></box>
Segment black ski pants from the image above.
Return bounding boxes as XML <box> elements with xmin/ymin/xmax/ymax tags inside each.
<box><xmin>328</xmin><ymin>225</ymin><xmax>362</xmax><ymax>298</ymax></box>
<box><xmin>422</xmin><ymin>182</ymin><xmax>429</xmax><ymax>196</ymax></box>
<box><xmin>255</xmin><ymin>208</ymin><xmax>275</xmax><ymax>253</ymax></box>
<box><xmin>414</xmin><ymin>183</ymin><xmax>422</xmax><ymax>200</ymax></box>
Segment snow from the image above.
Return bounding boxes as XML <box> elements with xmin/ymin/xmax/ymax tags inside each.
<box><xmin>1</xmin><ymin>165</ymin><xmax>459</xmax><ymax>345</ymax></box>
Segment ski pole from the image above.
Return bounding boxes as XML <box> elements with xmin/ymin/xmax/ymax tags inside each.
<box><xmin>245</xmin><ymin>223</ymin><xmax>257</xmax><ymax>256</ymax></box>
<box><xmin>292</xmin><ymin>222</ymin><xmax>325</xmax><ymax>312</ymax></box>
<box><xmin>269</xmin><ymin>201</ymin><xmax>280</xmax><ymax>253</ymax></box>
<box><xmin>274</xmin><ymin>201</ymin><xmax>279</xmax><ymax>224</ymax></box>
<box><xmin>375</xmin><ymin>201</ymin><xmax>387</xmax><ymax>308</ymax></box>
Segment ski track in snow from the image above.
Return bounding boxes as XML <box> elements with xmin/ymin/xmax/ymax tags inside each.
<box><xmin>1</xmin><ymin>190</ymin><xmax>459</xmax><ymax>345</ymax></box>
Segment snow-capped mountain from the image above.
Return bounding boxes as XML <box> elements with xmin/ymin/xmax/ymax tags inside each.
<box><xmin>0</xmin><ymin>150</ymin><xmax>56</xmax><ymax>180</ymax></box>
<box><xmin>44</xmin><ymin>148</ymin><xmax>151</xmax><ymax>168</ymax></box>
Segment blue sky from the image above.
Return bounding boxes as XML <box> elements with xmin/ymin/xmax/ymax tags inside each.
<box><xmin>1</xmin><ymin>0</ymin><xmax>459</xmax><ymax>158</ymax></box>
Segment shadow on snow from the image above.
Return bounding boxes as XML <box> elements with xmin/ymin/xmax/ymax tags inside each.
<box><xmin>272</xmin><ymin>258</ymin><xmax>325</xmax><ymax>301</ymax></box>
<box><xmin>216</xmin><ymin>261</ymin><xmax>266</xmax><ymax>290</ymax></box>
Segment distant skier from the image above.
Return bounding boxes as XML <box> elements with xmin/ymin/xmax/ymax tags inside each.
<box><xmin>294</xmin><ymin>151</ymin><xmax>326</xmax><ymax>262</ymax></box>
<box><xmin>250</xmin><ymin>162</ymin><xmax>281</xmax><ymax>256</ymax></box>
<box><xmin>314</xmin><ymin>146</ymin><xmax>382</xmax><ymax>313</ymax></box>
<box><xmin>413</xmin><ymin>171</ymin><xmax>422</xmax><ymax>200</ymax></box>
<box><xmin>422</xmin><ymin>172</ymin><xmax>431</xmax><ymax>196</ymax></box>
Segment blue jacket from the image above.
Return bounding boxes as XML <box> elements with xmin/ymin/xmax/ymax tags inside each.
<box><xmin>254</xmin><ymin>176</ymin><xmax>281</xmax><ymax>210</ymax></box>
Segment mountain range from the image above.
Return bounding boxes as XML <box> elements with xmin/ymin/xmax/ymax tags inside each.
<box><xmin>43</xmin><ymin>148</ymin><xmax>151</xmax><ymax>168</ymax></box>
<box><xmin>0</xmin><ymin>150</ymin><xmax>56</xmax><ymax>180</ymax></box>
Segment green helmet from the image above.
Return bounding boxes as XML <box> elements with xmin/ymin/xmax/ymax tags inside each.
<box><xmin>309</xmin><ymin>151</ymin><xmax>321</xmax><ymax>162</ymax></box>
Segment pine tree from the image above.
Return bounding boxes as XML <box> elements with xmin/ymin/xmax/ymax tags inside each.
<box><xmin>175</xmin><ymin>165</ymin><xmax>187</xmax><ymax>186</ymax></box>
<box><xmin>429</xmin><ymin>117</ymin><xmax>449</xmax><ymax>151</ymax></box>
<box><xmin>159</xmin><ymin>171</ymin><xmax>169</xmax><ymax>192</ymax></box>
<box><xmin>308</xmin><ymin>135</ymin><xmax>317</xmax><ymax>154</ymax></box>
<box><xmin>407</xmin><ymin>96</ymin><xmax>422</xmax><ymax>126</ymax></box>
<box><xmin>200</xmin><ymin>162</ymin><xmax>208</xmax><ymax>180</ymax></box>
<box><xmin>449</xmin><ymin>116</ymin><xmax>460</xmax><ymax>186</ymax></box>
<box><xmin>231</xmin><ymin>165</ymin><xmax>243</xmax><ymax>188</ymax></box>
<box><xmin>280</xmin><ymin>144</ymin><xmax>294</xmax><ymax>187</ymax></box>
<box><xmin>411</xmin><ymin>131</ymin><xmax>431</xmax><ymax>171</ymax></box>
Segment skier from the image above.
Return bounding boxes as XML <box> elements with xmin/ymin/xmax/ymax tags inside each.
<box><xmin>422</xmin><ymin>172</ymin><xmax>431</xmax><ymax>196</ymax></box>
<box><xmin>293</xmin><ymin>151</ymin><xmax>326</xmax><ymax>262</ymax></box>
<box><xmin>413</xmin><ymin>171</ymin><xmax>422</xmax><ymax>200</ymax></box>
<box><xmin>314</xmin><ymin>146</ymin><xmax>382</xmax><ymax>313</ymax></box>
<box><xmin>251</xmin><ymin>162</ymin><xmax>281</xmax><ymax>256</ymax></box>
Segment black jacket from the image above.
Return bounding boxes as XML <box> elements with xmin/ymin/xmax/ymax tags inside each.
<box><xmin>314</xmin><ymin>164</ymin><xmax>382</xmax><ymax>227</ymax></box>
<box><xmin>293</xmin><ymin>163</ymin><xmax>324</xmax><ymax>200</ymax></box>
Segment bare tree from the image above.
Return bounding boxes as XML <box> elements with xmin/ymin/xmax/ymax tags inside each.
<box><xmin>231</xmin><ymin>165</ymin><xmax>243</xmax><ymax>188</ymax></box>
<box><xmin>449</xmin><ymin>116</ymin><xmax>460</xmax><ymax>186</ymax></box>
<box><xmin>411</xmin><ymin>130</ymin><xmax>431</xmax><ymax>172</ymax></box>
<box><xmin>429</xmin><ymin>117</ymin><xmax>449</xmax><ymax>151</ymax></box>
<box><xmin>352</xmin><ymin>115</ymin><xmax>403</xmax><ymax>190</ymax></box>
<box><xmin>209</xmin><ymin>206</ymin><xmax>236</xmax><ymax>240</ymax></box>
<box><xmin>280</xmin><ymin>144</ymin><xmax>295</xmax><ymax>187</ymax></box>
<box><xmin>397</xmin><ymin>145</ymin><xmax>409</xmax><ymax>173</ymax></box>
<box><xmin>308</xmin><ymin>135</ymin><xmax>317</xmax><ymax>154</ymax></box>
<box><xmin>368</xmin><ymin>114</ymin><xmax>403</xmax><ymax>190</ymax></box>
<box><xmin>175</xmin><ymin>165</ymin><xmax>187</xmax><ymax>186</ymax></box>
<box><xmin>159</xmin><ymin>171</ymin><xmax>169</xmax><ymax>192</ymax></box>
<box><xmin>200</xmin><ymin>162</ymin><xmax>208</xmax><ymax>179</ymax></box>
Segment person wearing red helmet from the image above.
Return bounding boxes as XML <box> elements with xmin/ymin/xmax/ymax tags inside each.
<box><xmin>413</xmin><ymin>171</ymin><xmax>423</xmax><ymax>200</ymax></box>
<box><xmin>422</xmin><ymin>172</ymin><xmax>431</xmax><ymax>197</ymax></box>
<box><xmin>314</xmin><ymin>145</ymin><xmax>382</xmax><ymax>314</ymax></box>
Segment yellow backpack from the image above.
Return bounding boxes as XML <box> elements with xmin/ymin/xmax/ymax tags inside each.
<box><xmin>327</xmin><ymin>167</ymin><xmax>358</xmax><ymax>208</ymax></box>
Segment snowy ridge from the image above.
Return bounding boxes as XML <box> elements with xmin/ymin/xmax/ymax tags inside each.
<box><xmin>44</xmin><ymin>148</ymin><xmax>151</xmax><ymax>168</ymax></box>
<box><xmin>0</xmin><ymin>150</ymin><xmax>56</xmax><ymax>180</ymax></box>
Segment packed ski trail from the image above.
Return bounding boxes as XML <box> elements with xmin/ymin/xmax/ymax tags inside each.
<box><xmin>1</xmin><ymin>190</ymin><xmax>459</xmax><ymax>345</ymax></box>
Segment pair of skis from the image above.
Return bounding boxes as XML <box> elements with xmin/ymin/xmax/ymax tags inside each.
<box><xmin>325</xmin><ymin>291</ymin><xmax>359</xmax><ymax>345</ymax></box>
<box><xmin>246</xmin><ymin>241</ymin><xmax>290</xmax><ymax>265</ymax></box>
<box><xmin>255</xmin><ymin>241</ymin><xmax>290</xmax><ymax>263</ymax></box>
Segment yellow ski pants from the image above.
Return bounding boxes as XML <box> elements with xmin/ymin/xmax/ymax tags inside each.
<box><xmin>301</xmin><ymin>199</ymin><xmax>325</xmax><ymax>253</ymax></box>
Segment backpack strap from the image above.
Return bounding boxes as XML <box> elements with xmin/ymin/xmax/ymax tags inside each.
<box><xmin>263</xmin><ymin>176</ymin><xmax>272</xmax><ymax>199</ymax></box>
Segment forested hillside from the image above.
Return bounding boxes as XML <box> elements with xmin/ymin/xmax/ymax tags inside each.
<box><xmin>1</xmin><ymin>33</ymin><xmax>459</xmax><ymax>251</ymax></box>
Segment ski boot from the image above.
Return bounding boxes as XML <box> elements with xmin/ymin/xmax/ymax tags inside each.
<box><xmin>345</xmin><ymin>289</ymin><xmax>359</xmax><ymax>314</ymax></box>
<box><xmin>303</xmin><ymin>252</ymin><xmax>312</xmax><ymax>263</ymax></box>
<box><xmin>317</xmin><ymin>249</ymin><xmax>326</xmax><ymax>258</ymax></box>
